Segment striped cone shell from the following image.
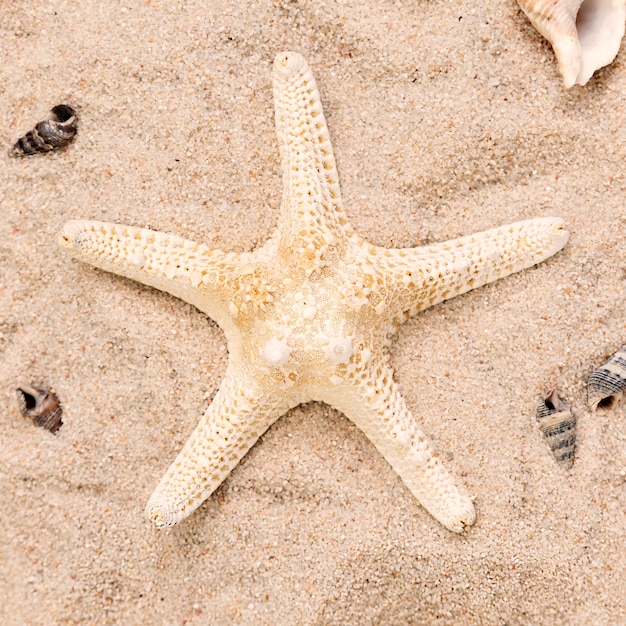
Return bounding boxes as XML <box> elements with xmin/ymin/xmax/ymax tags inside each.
<box><xmin>10</xmin><ymin>104</ymin><xmax>77</xmax><ymax>157</ymax></box>
<box><xmin>16</xmin><ymin>385</ymin><xmax>63</xmax><ymax>434</ymax></box>
<box><xmin>536</xmin><ymin>389</ymin><xmax>576</xmax><ymax>469</ymax></box>
<box><xmin>588</xmin><ymin>345</ymin><xmax>626</xmax><ymax>410</ymax></box>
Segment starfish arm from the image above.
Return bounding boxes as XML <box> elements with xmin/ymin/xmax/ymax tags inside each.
<box><xmin>59</xmin><ymin>219</ymin><xmax>246</xmax><ymax>326</ymax></box>
<box><xmin>272</xmin><ymin>51</ymin><xmax>354</xmax><ymax>246</ymax></box>
<box><xmin>145</xmin><ymin>367</ymin><xmax>289</xmax><ymax>528</ymax></box>
<box><xmin>370</xmin><ymin>217</ymin><xmax>568</xmax><ymax>324</ymax></box>
<box><xmin>323</xmin><ymin>360</ymin><xmax>476</xmax><ymax>532</ymax></box>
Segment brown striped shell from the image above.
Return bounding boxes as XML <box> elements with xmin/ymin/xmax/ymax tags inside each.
<box><xmin>10</xmin><ymin>104</ymin><xmax>77</xmax><ymax>157</ymax></box>
<box><xmin>588</xmin><ymin>345</ymin><xmax>626</xmax><ymax>410</ymax></box>
<box><xmin>16</xmin><ymin>385</ymin><xmax>63</xmax><ymax>434</ymax></box>
<box><xmin>536</xmin><ymin>389</ymin><xmax>576</xmax><ymax>469</ymax></box>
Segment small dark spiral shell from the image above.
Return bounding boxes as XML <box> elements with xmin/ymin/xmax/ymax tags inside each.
<box><xmin>10</xmin><ymin>104</ymin><xmax>77</xmax><ymax>157</ymax></box>
<box><xmin>16</xmin><ymin>385</ymin><xmax>63</xmax><ymax>434</ymax></box>
<box><xmin>536</xmin><ymin>389</ymin><xmax>576</xmax><ymax>469</ymax></box>
<box><xmin>588</xmin><ymin>345</ymin><xmax>626</xmax><ymax>410</ymax></box>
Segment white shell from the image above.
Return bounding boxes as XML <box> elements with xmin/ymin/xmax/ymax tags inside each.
<box><xmin>517</xmin><ymin>0</ymin><xmax>626</xmax><ymax>87</ymax></box>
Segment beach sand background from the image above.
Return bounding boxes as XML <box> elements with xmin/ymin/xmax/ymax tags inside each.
<box><xmin>1</xmin><ymin>1</ymin><xmax>626</xmax><ymax>624</ymax></box>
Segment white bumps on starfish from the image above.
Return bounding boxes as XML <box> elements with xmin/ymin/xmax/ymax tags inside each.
<box><xmin>59</xmin><ymin>52</ymin><xmax>569</xmax><ymax>533</ymax></box>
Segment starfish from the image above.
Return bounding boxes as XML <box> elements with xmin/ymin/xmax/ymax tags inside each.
<box><xmin>59</xmin><ymin>52</ymin><xmax>568</xmax><ymax>533</ymax></box>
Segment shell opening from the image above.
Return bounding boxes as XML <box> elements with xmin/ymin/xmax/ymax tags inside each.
<box><xmin>18</xmin><ymin>389</ymin><xmax>38</xmax><ymax>411</ymax></box>
<box><xmin>49</xmin><ymin>104</ymin><xmax>76</xmax><ymax>123</ymax></box>
<box><xmin>578</xmin><ymin>0</ymin><xmax>616</xmax><ymax>45</ymax></box>
<box><xmin>596</xmin><ymin>394</ymin><xmax>618</xmax><ymax>410</ymax></box>
<box><xmin>576</xmin><ymin>0</ymin><xmax>626</xmax><ymax>85</ymax></box>
<box><xmin>22</xmin><ymin>391</ymin><xmax>37</xmax><ymax>411</ymax></box>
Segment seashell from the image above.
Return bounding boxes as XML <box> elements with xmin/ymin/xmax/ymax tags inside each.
<box><xmin>16</xmin><ymin>384</ymin><xmax>63</xmax><ymax>434</ymax></box>
<box><xmin>10</xmin><ymin>104</ymin><xmax>77</xmax><ymax>157</ymax></box>
<box><xmin>517</xmin><ymin>0</ymin><xmax>626</xmax><ymax>88</ymax></box>
<box><xmin>588</xmin><ymin>345</ymin><xmax>626</xmax><ymax>410</ymax></box>
<box><xmin>536</xmin><ymin>389</ymin><xmax>576</xmax><ymax>469</ymax></box>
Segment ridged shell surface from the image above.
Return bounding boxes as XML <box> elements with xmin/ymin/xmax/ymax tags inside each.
<box><xmin>536</xmin><ymin>389</ymin><xmax>576</xmax><ymax>469</ymax></box>
<box><xmin>588</xmin><ymin>345</ymin><xmax>626</xmax><ymax>409</ymax></box>
<box><xmin>10</xmin><ymin>104</ymin><xmax>77</xmax><ymax>157</ymax></box>
<box><xmin>16</xmin><ymin>385</ymin><xmax>63</xmax><ymax>433</ymax></box>
<box><xmin>517</xmin><ymin>0</ymin><xmax>626</xmax><ymax>87</ymax></box>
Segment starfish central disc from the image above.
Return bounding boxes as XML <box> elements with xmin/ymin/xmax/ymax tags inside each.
<box><xmin>59</xmin><ymin>51</ymin><xmax>568</xmax><ymax>533</ymax></box>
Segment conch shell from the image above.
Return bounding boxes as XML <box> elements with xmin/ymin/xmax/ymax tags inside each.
<box><xmin>517</xmin><ymin>0</ymin><xmax>626</xmax><ymax>87</ymax></box>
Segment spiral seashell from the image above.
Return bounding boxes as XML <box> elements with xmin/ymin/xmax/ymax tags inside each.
<box><xmin>517</xmin><ymin>0</ymin><xmax>626</xmax><ymax>88</ymax></box>
<box><xmin>16</xmin><ymin>385</ymin><xmax>63</xmax><ymax>434</ymax></box>
<box><xmin>588</xmin><ymin>345</ymin><xmax>626</xmax><ymax>410</ymax></box>
<box><xmin>536</xmin><ymin>389</ymin><xmax>576</xmax><ymax>469</ymax></box>
<box><xmin>10</xmin><ymin>104</ymin><xmax>77</xmax><ymax>157</ymax></box>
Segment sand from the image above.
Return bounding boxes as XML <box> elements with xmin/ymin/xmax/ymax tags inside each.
<box><xmin>2</xmin><ymin>1</ymin><xmax>626</xmax><ymax>624</ymax></box>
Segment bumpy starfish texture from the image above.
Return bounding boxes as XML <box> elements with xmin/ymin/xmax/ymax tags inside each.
<box><xmin>59</xmin><ymin>52</ymin><xmax>568</xmax><ymax>533</ymax></box>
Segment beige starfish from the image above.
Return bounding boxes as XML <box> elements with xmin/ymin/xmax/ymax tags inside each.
<box><xmin>59</xmin><ymin>52</ymin><xmax>568</xmax><ymax>532</ymax></box>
